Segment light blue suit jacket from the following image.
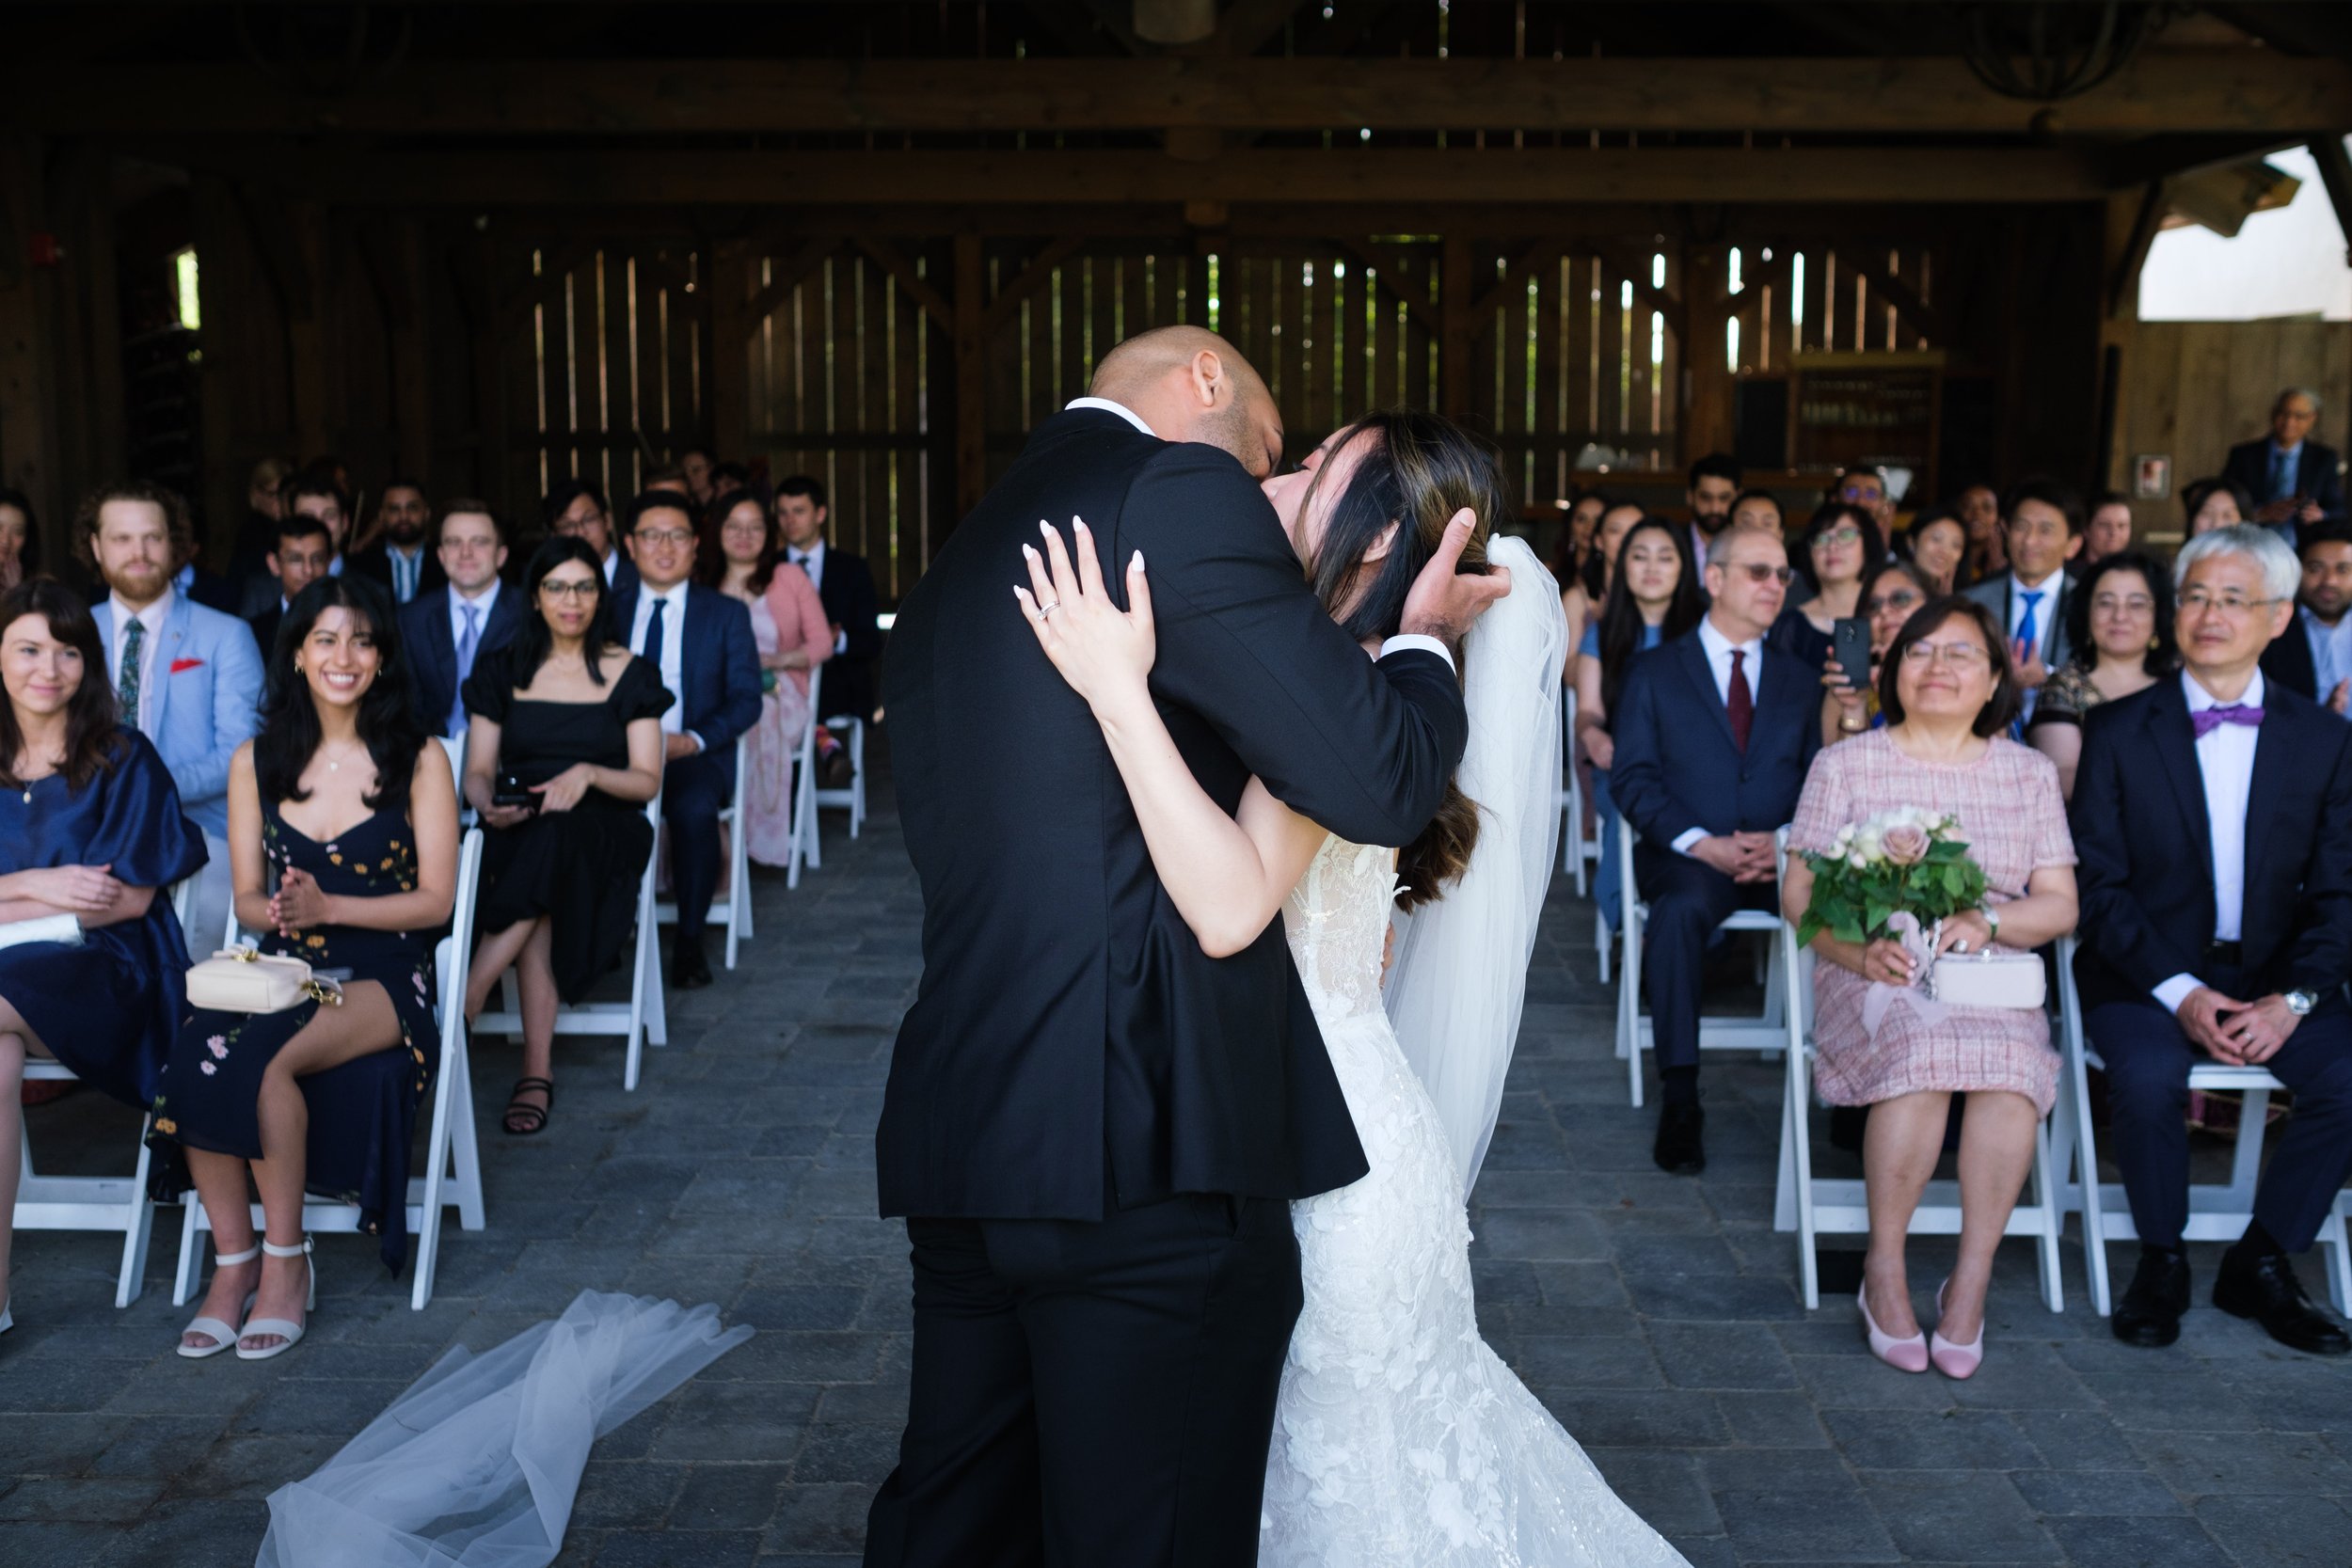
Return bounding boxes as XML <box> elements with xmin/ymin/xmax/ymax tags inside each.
<box><xmin>95</xmin><ymin>593</ymin><xmax>263</xmax><ymax>837</ymax></box>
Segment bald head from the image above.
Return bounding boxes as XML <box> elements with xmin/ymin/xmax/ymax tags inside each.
<box><xmin>1089</xmin><ymin>325</ymin><xmax>1283</xmax><ymax>477</ymax></box>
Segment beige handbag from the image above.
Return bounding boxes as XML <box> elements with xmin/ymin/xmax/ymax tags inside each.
<box><xmin>1920</xmin><ymin>921</ymin><xmax>2045</xmax><ymax>1010</ymax></box>
<box><xmin>185</xmin><ymin>946</ymin><xmax>343</xmax><ymax>1014</ymax></box>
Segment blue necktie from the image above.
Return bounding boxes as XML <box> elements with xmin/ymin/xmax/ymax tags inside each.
<box><xmin>642</xmin><ymin>595</ymin><xmax>666</xmax><ymax>674</ymax></box>
<box><xmin>449</xmin><ymin>602</ymin><xmax>480</xmax><ymax>737</ymax></box>
<box><xmin>2016</xmin><ymin>590</ymin><xmax>2043</xmax><ymax>658</ymax></box>
<box><xmin>2271</xmin><ymin>448</ymin><xmax>2292</xmax><ymax>502</ymax></box>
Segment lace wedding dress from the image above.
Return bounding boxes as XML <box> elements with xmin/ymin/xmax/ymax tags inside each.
<box><xmin>1261</xmin><ymin>834</ymin><xmax>1690</xmax><ymax>1568</ymax></box>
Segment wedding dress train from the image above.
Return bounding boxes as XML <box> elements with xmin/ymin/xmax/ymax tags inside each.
<box><xmin>1261</xmin><ymin>834</ymin><xmax>1689</xmax><ymax>1568</ymax></box>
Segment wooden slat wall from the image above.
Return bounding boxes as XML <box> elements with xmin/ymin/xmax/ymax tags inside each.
<box><xmin>2115</xmin><ymin>320</ymin><xmax>2352</xmax><ymax>542</ymax></box>
<box><xmin>1734</xmin><ymin>241</ymin><xmax>1937</xmax><ymax>370</ymax></box>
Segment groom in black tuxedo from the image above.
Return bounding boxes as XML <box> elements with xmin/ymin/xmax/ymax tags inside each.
<box><xmin>870</xmin><ymin>326</ymin><xmax>1499</xmax><ymax>1567</ymax></box>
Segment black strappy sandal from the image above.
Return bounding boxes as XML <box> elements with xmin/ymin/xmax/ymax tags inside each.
<box><xmin>502</xmin><ymin>1077</ymin><xmax>554</xmax><ymax>1136</ymax></box>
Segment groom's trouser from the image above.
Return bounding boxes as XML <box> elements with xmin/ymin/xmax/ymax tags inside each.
<box><xmin>864</xmin><ymin>1192</ymin><xmax>1301</xmax><ymax>1568</ymax></box>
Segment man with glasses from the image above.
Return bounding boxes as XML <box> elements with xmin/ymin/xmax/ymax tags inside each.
<box><xmin>2221</xmin><ymin>388</ymin><xmax>2343</xmax><ymax>545</ymax></box>
<box><xmin>611</xmin><ymin>492</ymin><xmax>762</xmax><ymax>990</ymax></box>
<box><xmin>2259</xmin><ymin>525</ymin><xmax>2352</xmax><ymax>717</ymax></box>
<box><xmin>543</xmin><ymin>479</ymin><xmax>637</xmax><ymax>597</ymax></box>
<box><xmin>1613</xmin><ymin>526</ymin><xmax>1821</xmax><ymax>1174</ymax></box>
<box><xmin>1833</xmin><ymin>466</ymin><xmax>1896</xmax><ymax>536</ymax></box>
<box><xmin>2073</xmin><ymin>524</ymin><xmax>2352</xmax><ymax>1355</ymax></box>
<box><xmin>1963</xmin><ymin>477</ymin><xmax>2082</xmax><ymax>721</ymax></box>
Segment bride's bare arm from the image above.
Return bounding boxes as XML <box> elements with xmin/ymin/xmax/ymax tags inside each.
<box><xmin>1019</xmin><ymin>518</ymin><xmax>1327</xmax><ymax>957</ymax></box>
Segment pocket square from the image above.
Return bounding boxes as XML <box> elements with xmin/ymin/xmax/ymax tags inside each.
<box><xmin>169</xmin><ymin>657</ymin><xmax>205</xmax><ymax>673</ymax></box>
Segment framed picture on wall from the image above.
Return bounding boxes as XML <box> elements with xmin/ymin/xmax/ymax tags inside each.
<box><xmin>2133</xmin><ymin>454</ymin><xmax>2171</xmax><ymax>500</ymax></box>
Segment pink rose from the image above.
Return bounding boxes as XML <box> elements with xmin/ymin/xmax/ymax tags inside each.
<box><xmin>1881</xmin><ymin>822</ymin><xmax>1931</xmax><ymax>866</ymax></box>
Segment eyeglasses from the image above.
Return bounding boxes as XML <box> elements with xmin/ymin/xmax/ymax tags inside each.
<box><xmin>539</xmin><ymin>579</ymin><xmax>600</xmax><ymax>600</ymax></box>
<box><xmin>1724</xmin><ymin>562</ymin><xmax>1795</xmax><ymax>585</ymax></box>
<box><xmin>2090</xmin><ymin>594</ymin><xmax>2154</xmax><ymax>616</ymax></box>
<box><xmin>2178</xmin><ymin>590</ymin><xmax>2283</xmax><ymax>616</ymax></box>
<box><xmin>1837</xmin><ymin>486</ymin><xmax>1881</xmax><ymax>503</ymax></box>
<box><xmin>1863</xmin><ymin>591</ymin><xmax>1922</xmax><ymax>615</ymax></box>
<box><xmin>1899</xmin><ymin>640</ymin><xmax>1989</xmax><ymax>670</ymax></box>
<box><xmin>1813</xmin><ymin>526</ymin><xmax>1862</xmax><ymax>549</ymax></box>
<box><xmin>632</xmin><ymin>528</ymin><xmax>694</xmax><ymax>547</ymax></box>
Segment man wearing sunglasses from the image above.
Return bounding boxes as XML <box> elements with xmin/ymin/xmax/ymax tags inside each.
<box><xmin>1612</xmin><ymin>526</ymin><xmax>1821</xmax><ymax>1174</ymax></box>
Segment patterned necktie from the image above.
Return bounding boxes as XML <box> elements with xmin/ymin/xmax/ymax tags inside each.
<box><xmin>642</xmin><ymin>594</ymin><xmax>667</xmax><ymax>674</ymax></box>
<box><xmin>1726</xmin><ymin>647</ymin><xmax>1754</xmax><ymax>752</ymax></box>
<box><xmin>450</xmin><ymin>602</ymin><xmax>481</xmax><ymax>736</ymax></box>
<box><xmin>117</xmin><ymin>615</ymin><xmax>146</xmax><ymax>730</ymax></box>
<box><xmin>2190</xmin><ymin>704</ymin><xmax>2264</xmax><ymax>739</ymax></box>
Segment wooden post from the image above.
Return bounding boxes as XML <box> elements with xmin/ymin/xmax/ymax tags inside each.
<box><xmin>707</xmin><ymin>237</ymin><xmax>753</xmax><ymax>464</ymax></box>
<box><xmin>1438</xmin><ymin>232</ymin><xmax>1471</xmax><ymax>418</ymax></box>
<box><xmin>1681</xmin><ymin>242</ymin><xmax>1733</xmax><ymax>462</ymax></box>
<box><xmin>952</xmin><ymin>231</ymin><xmax>987</xmax><ymax>520</ymax></box>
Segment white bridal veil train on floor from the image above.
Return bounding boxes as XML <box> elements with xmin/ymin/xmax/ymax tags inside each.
<box><xmin>256</xmin><ymin>1291</ymin><xmax>752</xmax><ymax>1568</ymax></box>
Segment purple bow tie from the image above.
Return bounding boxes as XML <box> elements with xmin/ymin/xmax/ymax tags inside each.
<box><xmin>2190</xmin><ymin>704</ymin><xmax>2264</xmax><ymax>738</ymax></box>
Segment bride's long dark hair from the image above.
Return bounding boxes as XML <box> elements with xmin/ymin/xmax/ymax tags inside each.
<box><xmin>1300</xmin><ymin>408</ymin><xmax>1502</xmax><ymax>910</ymax></box>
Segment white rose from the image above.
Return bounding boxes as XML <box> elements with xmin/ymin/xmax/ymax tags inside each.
<box><xmin>1855</xmin><ymin>828</ymin><xmax>1883</xmax><ymax>862</ymax></box>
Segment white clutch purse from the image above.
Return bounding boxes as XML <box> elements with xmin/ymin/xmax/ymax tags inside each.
<box><xmin>1920</xmin><ymin>920</ymin><xmax>2045</xmax><ymax>1010</ymax></box>
<box><xmin>185</xmin><ymin>946</ymin><xmax>342</xmax><ymax>1014</ymax></box>
<box><xmin>0</xmin><ymin>913</ymin><xmax>83</xmax><ymax>950</ymax></box>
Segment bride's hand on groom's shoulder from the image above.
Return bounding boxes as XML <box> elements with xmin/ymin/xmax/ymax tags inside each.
<box><xmin>1015</xmin><ymin>515</ymin><xmax>1155</xmax><ymax>712</ymax></box>
<box><xmin>1400</xmin><ymin>508</ymin><xmax>1512</xmax><ymax>649</ymax></box>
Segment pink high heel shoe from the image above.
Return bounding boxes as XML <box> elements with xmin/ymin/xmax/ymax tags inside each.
<box><xmin>1931</xmin><ymin>1278</ymin><xmax>1985</xmax><ymax>1379</ymax></box>
<box><xmin>1858</xmin><ymin>1285</ymin><xmax>1929</xmax><ymax>1373</ymax></box>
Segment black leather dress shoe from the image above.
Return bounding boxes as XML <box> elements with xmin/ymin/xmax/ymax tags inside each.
<box><xmin>1653</xmin><ymin>1102</ymin><xmax>1706</xmax><ymax>1175</ymax></box>
<box><xmin>2111</xmin><ymin>1246</ymin><xmax>2189</xmax><ymax>1348</ymax></box>
<box><xmin>2215</xmin><ymin>1247</ymin><xmax>2352</xmax><ymax>1355</ymax></box>
<box><xmin>672</xmin><ymin>939</ymin><xmax>714</xmax><ymax>990</ymax></box>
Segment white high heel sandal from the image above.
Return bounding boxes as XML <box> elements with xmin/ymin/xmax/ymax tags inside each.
<box><xmin>236</xmin><ymin>1235</ymin><xmax>315</xmax><ymax>1361</ymax></box>
<box><xmin>177</xmin><ymin>1243</ymin><xmax>262</xmax><ymax>1360</ymax></box>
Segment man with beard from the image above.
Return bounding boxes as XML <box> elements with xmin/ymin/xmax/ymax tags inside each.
<box><xmin>2261</xmin><ymin>525</ymin><xmax>2352</xmax><ymax>715</ymax></box>
<box><xmin>1686</xmin><ymin>452</ymin><xmax>1740</xmax><ymax>566</ymax></box>
<box><xmin>347</xmin><ymin>477</ymin><xmax>444</xmax><ymax>606</ymax></box>
<box><xmin>80</xmin><ymin>480</ymin><xmax>262</xmax><ymax>945</ymax></box>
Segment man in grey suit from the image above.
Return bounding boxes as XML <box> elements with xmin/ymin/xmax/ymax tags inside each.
<box><xmin>1963</xmin><ymin>476</ymin><xmax>2082</xmax><ymax>725</ymax></box>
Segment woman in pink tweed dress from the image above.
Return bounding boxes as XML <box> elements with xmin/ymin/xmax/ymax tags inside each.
<box><xmin>1783</xmin><ymin>597</ymin><xmax>2079</xmax><ymax>1379</ymax></box>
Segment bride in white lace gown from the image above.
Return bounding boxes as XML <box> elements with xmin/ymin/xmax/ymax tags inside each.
<box><xmin>1014</xmin><ymin>411</ymin><xmax>1688</xmax><ymax>1568</ymax></box>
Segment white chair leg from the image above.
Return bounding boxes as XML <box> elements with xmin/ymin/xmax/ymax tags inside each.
<box><xmin>1792</xmin><ymin>1044</ymin><xmax>1820</xmax><ymax>1311</ymax></box>
<box><xmin>1594</xmin><ymin>908</ymin><xmax>1612</xmax><ymax>986</ymax></box>
<box><xmin>113</xmin><ymin>1126</ymin><xmax>157</xmax><ymax>1309</ymax></box>
<box><xmin>452</xmin><ymin>1064</ymin><xmax>485</xmax><ymax>1230</ymax></box>
<box><xmin>2031</xmin><ymin>1119</ymin><xmax>2065</xmax><ymax>1312</ymax></box>
<box><xmin>848</xmin><ymin>718</ymin><xmax>867</xmax><ymax>838</ymax></box>
<box><xmin>2326</xmin><ymin>1196</ymin><xmax>2352</xmax><ymax>1317</ymax></box>
<box><xmin>172</xmin><ymin>1197</ymin><xmax>204</xmax><ymax>1307</ymax></box>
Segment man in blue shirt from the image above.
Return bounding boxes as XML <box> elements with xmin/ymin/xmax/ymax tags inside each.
<box><xmin>2222</xmin><ymin>388</ymin><xmax>2344</xmax><ymax>546</ymax></box>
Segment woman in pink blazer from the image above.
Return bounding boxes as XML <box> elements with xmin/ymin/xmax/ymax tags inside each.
<box><xmin>701</xmin><ymin>493</ymin><xmax>832</xmax><ymax>866</ymax></box>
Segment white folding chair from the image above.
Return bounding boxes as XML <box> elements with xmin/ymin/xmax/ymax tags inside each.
<box><xmin>1613</xmin><ymin>814</ymin><xmax>1789</xmax><ymax>1107</ymax></box>
<box><xmin>2049</xmin><ymin>934</ymin><xmax>2352</xmax><ymax>1317</ymax></box>
<box><xmin>1771</xmin><ymin>914</ymin><xmax>2066</xmax><ymax>1313</ymax></box>
<box><xmin>476</xmin><ymin>785</ymin><xmax>669</xmax><ymax>1091</ymax></box>
<box><xmin>815</xmin><ymin>715</ymin><xmax>867</xmax><ymax>840</ymax></box>
<box><xmin>176</xmin><ymin>741</ymin><xmax>489</xmax><ymax>1309</ymax></box>
<box><xmin>656</xmin><ymin>740</ymin><xmax>754</xmax><ymax>970</ymax></box>
<box><xmin>9</xmin><ymin>879</ymin><xmax>197</xmax><ymax>1308</ymax></box>
<box><xmin>786</xmin><ymin>666</ymin><xmax>824</xmax><ymax>889</ymax></box>
<box><xmin>1559</xmin><ymin>688</ymin><xmax>1587</xmax><ymax>897</ymax></box>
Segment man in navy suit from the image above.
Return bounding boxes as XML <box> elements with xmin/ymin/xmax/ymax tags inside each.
<box><xmin>346</xmin><ymin>477</ymin><xmax>447</xmax><ymax>607</ymax></box>
<box><xmin>2074</xmin><ymin>524</ymin><xmax>2352</xmax><ymax>1355</ymax></box>
<box><xmin>1612</xmin><ymin>525</ymin><xmax>1822</xmax><ymax>1173</ymax></box>
<box><xmin>777</xmin><ymin>475</ymin><xmax>882</xmax><ymax>786</ymax></box>
<box><xmin>399</xmin><ymin>500</ymin><xmax>521</xmax><ymax>739</ymax></box>
<box><xmin>611</xmin><ymin>491</ymin><xmax>761</xmax><ymax>990</ymax></box>
<box><xmin>545</xmin><ymin>478</ymin><xmax>638</xmax><ymax>598</ymax></box>
<box><xmin>2221</xmin><ymin>388</ymin><xmax>2344</xmax><ymax>545</ymax></box>
<box><xmin>247</xmin><ymin>512</ymin><xmax>336</xmax><ymax>665</ymax></box>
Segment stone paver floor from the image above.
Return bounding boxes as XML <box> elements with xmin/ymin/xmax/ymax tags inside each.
<box><xmin>5</xmin><ymin>745</ymin><xmax>2350</xmax><ymax>1566</ymax></box>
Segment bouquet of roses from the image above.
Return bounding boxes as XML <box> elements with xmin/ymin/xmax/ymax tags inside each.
<box><xmin>1795</xmin><ymin>806</ymin><xmax>1986</xmax><ymax>947</ymax></box>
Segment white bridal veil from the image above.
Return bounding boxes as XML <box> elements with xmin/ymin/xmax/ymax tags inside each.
<box><xmin>1385</xmin><ymin>533</ymin><xmax>1565</xmax><ymax>1198</ymax></box>
<box><xmin>256</xmin><ymin>1291</ymin><xmax>752</xmax><ymax>1568</ymax></box>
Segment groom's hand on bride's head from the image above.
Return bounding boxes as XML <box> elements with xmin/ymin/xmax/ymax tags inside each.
<box><xmin>1400</xmin><ymin>508</ymin><xmax>1510</xmax><ymax>648</ymax></box>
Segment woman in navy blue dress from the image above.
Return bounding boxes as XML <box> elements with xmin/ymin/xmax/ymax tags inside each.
<box><xmin>148</xmin><ymin>578</ymin><xmax>458</xmax><ymax>1360</ymax></box>
<box><xmin>0</xmin><ymin>579</ymin><xmax>205</xmax><ymax>1332</ymax></box>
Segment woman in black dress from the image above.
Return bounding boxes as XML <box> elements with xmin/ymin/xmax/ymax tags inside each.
<box><xmin>459</xmin><ymin>538</ymin><xmax>667</xmax><ymax>1136</ymax></box>
<box><xmin>150</xmin><ymin>577</ymin><xmax>460</xmax><ymax>1360</ymax></box>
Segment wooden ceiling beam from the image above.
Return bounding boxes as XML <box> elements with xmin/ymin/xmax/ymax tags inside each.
<box><xmin>21</xmin><ymin>54</ymin><xmax>2351</xmax><ymax>136</ymax></box>
<box><xmin>159</xmin><ymin>145</ymin><xmax>2115</xmax><ymax>206</ymax></box>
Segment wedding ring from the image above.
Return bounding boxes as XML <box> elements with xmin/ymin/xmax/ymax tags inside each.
<box><xmin>1039</xmin><ymin>600</ymin><xmax>1060</xmax><ymax>617</ymax></box>
<box><xmin>1955</xmin><ymin>939</ymin><xmax>1969</xmax><ymax>953</ymax></box>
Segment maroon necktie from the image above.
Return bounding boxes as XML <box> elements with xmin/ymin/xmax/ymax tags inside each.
<box><xmin>1727</xmin><ymin>647</ymin><xmax>1754</xmax><ymax>752</ymax></box>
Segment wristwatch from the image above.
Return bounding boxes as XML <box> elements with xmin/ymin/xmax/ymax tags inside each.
<box><xmin>2285</xmin><ymin>990</ymin><xmax>2317</xmax><ymax>1017</ymax></box>
<box><xmin>1980</xmin><ymin>906</ymin><xmax>2000</xmax><ymax>942</ymax></box>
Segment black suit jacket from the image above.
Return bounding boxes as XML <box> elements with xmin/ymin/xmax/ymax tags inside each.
<box><xmin>345</xmin><ymin>542</ymin><xmax>448</xmax><ymax>605</ymax></box>
<box><xmin>880</xmin><ymin>407</ymin><xmax>1470</xmax><ymax>1221</ymax></box>
<box><xmin>2260</xmin><ymin>612</ymin><xmax>2319</xmax><ymax>701</ymax></box>
<box><xmin>2223</xmin><ymin>436</ymin><xmax>2346</xmax><ymax>528</ymax></box>
<box><xmin>246</xmin><ymin>604</ymin><xmax>285</xmax><ymax>667</ymax></box>
<box><xmin>1610</xmin><ymin>628</ymin><xmax>1822</xmax><ymax>871</ymax></box>
<box><xmin>399</xmin><ymin>585</ymin><xmax>525</xmax><ymax>736</ymax></box>
<box><xmin>608</xmin><ymin>581</ymin><xmax>763</xmax><ymax>762</ymax></box>
<box><xmin>803</xmin><ymin>545</ymin><xmax>882</xmax><ymax>721</ymax></box>
<box><xmin>2071</xmin><ymin>675</ymin><xmax>2352</xmax><ymax>1014</ymax></box>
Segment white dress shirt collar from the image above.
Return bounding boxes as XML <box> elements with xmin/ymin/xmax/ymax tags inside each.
<box><xmin>108</xmin><ymin>585</ymin><xmax>175</xmax><ymax>730</ymax></box>
<box><xmin>450</xmin><ymin>577</ymin><xmax>500</xmax><ymax>631</ymax></box>
<box><xmin>600</xmin><ymin>548</ymin><xmax>620</xmax><ymax>584</ymax></box>
<box><xmin>2184</xmin><ymin>666</ymin><xmax>2265</xmax><ymax>713</ymax></box>
<box><xmin>1695</xmin><ymin>613</ymin><xmax>1764</xmax><ymax>706</ymax></box>
<box><xmin>1065</xmin><ymin>397</ymin><xmax>1157</xmax><ymax>437</ymax></box>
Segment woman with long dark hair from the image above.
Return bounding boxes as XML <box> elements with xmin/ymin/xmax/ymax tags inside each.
<box><xmin>459</xmin><ymin>538</ymin><xmax>666</xmax><ymax>1136</ymax></box>
<box><xmin>1820</xmin><ymin>560</ymin><xmax>1935</xmax><ymax>745</ymax></box>
<box><xmin>0</xmin><ymin>579</ymin><xmax>204</xmax><ymax>1332</ymax></box>
<box><xmin>1013</xmin><ymin>408</ymin><xmax>1684</xmax><ymax>1564</ymax></box>
<box><xmin>1561</xmin><ymin>497</ymin><xmax>1639</xmax><ymax>692</ymax></box>
<box><xmin>1772</xmin><ymin>501</ymin><xmax>1884</xmax><ymax>671</ymax></box>
<box><xmin>697</xmin><ymin>492</ymin><xmax>830</xmax><ymax>866</ymax></box>
<box><xmin>149</xmin><ymin>576</ymin><xmax>458</xmax><ymax>1359</ymax></box>
<box><xmin>1573</xmin><ymin>515</ymin><xmax>1704</xmax><ymax>927</ymax></box>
